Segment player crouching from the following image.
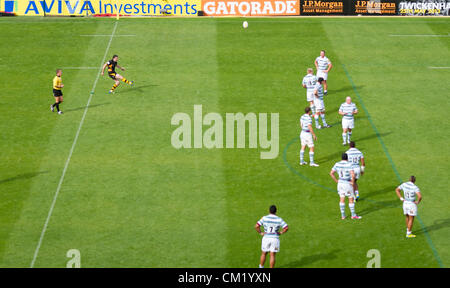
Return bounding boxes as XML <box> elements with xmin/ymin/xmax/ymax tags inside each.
<box><xmin>101</xmin><ymin>54</ymin><xmax>134</xmax><ymax>94</ymax></box>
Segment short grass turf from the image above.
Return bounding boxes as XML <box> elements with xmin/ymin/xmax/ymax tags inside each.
<box><xmin>0</xmin><ymin>16</ymin><xmax>448</xmax><ymax>268</ymax></box>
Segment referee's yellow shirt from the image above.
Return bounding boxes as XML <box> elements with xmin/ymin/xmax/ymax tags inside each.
<box><xmin>53</xmin><ymin>76</ymin><xmax>62</xmax><ymax>90</ymax></box>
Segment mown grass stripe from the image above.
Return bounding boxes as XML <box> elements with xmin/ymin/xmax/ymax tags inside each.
<box><xmin>342</xmin><ymin>64</ymin><xmax>444</xmax><ymax>268</ymax></box>
<box><xmin>30</xmin><ymin>21</ymin><xmax>119</xmax><ymax>268</ymax></box>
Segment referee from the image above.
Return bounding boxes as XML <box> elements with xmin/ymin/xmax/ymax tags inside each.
<box><xmin>51</xmin><ymin>69</ymin><xmax>64</xmax><ymax>114</ymax></box>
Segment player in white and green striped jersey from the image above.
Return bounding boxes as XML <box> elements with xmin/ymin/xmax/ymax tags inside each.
<box><xmin>313</xmin><ymin>78</ymin><xmax>330</xmax><ymax>129</ymax></box>
<box><xmin>299</xmin><ymin>107</ymin><xmax>319</xmax><ymax>167</ymax></box>
<box><xmin>395</xmin><ymin>176</ymin><xmax>422</xmax><ymax>238</ymax></box>
<box><xmin>314</xmin><ymin>50</ymin><xmax>332</xmax><ymax>94</ymax></box>
<box><xmin>302</xmin><ymin>68</ymin><xmax>318</xmax><ymax>115</ymax></box>
<box><xmin>255</xmin><ymin>205</ymin><xmax>289</xmax><ymax>268</ymax></box>
<box><xmin>339</xmin><ymin>97</ymin><xmax>358</xmax><ymax>145</ymax></box>
<box><xmin>345</xmin><ymin>141</ymin><xmax>365</xmax><ymax>201</ymax></box>
<box><xmin>330</xmin><ymin>153</ymin><xmax>361</xmax><ymax>220</ymax></box>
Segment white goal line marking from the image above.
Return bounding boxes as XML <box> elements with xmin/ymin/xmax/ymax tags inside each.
<box><xmin>30</xmin><ymin>21</ymin><xmax>119</xmax><ymax>268</ymax></box>
<box><xmin>80</xmin><ymin>34</ymin><xmax>135</xmax><ymax>37</ymax></box>
<box><xmin>389</xmin><ymin>34</ymin><xmax>450</xmax><ymax>37</ymax></box>
<box><xmin>62</xmin><ymin>67</ymin><xmax>98</xmax><ymax>70</ymax></box>
<box><xmin>428</xmin><ymin>66</ymin><xmax>450</xmax><ymax>69</ymax></box>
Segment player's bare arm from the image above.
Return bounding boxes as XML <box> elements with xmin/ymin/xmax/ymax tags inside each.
<box><xmin>255</xmin><ymin>223</ymin><xmax>264</xmax><ymax>236</ymax></box>
<box><xmin>278</xmin><ymin>226</ymin><xmax>289</xmax><ymax>235</ymax></box>
<box><xmin>314</xmin><ymin>60</ymin><xmax>318</xmax><ymax>70</ymax></box>
<box><xmin>326</xmin><ymin>62</ymin><xmax>332</xmax><ymax>73</ymax></box>
<box><xmin>101</xmin><ymin>63</ymin><xmax>107</xmax><ymax>75</ymax></box>
<box><xmin>361</xmin><ymin>157</ymin><xmax>365</xmax><ymax>174</ymax></box>
<box><xmin>395</xmin><ymin>187</ymin><xmax>404</xmax><ymax>201</ymax></box>
<box><xmin>330</xmin><ymin>169</ymin><xmax>338</xmax><ymax>183</ymax></box>
<box><xmin>350</xmin><ymin>170</ymin><xmax>355</xmax><ymax>187</ymax></box>
<box><xmin>117</xmin><ymin>64</ymin><xmax>125</xmax><ymax>71</ymax></box>
<box><xmin>308</xmin><ymin>124</ymin><xmax>317</xmax><ymax>140</ymax></box>
<box><xmin>415</xmin><ymin>192</ymin><xmax>422</xmax><ymax>205</ymax></box>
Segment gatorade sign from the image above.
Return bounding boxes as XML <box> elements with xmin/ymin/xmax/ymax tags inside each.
<box><xmin>202</xmin><ymin>0</ymin><xmax>300</xmax><ymax>16</ymax></box>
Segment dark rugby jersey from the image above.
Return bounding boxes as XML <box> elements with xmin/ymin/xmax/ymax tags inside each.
<box><xmin>107</xmin><ymin>59</ymin><xmax>117</xmax><ymax>74</ymax></box>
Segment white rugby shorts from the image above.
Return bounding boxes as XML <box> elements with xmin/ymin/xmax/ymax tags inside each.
<box><xmin>300</xmin><ymin>131</ymin><xmax>314</xmax><ymax>148</ymax></box>
<box><xmin>317</xmin><ymin>70</ymin><xmax>328</xmax><ymax>81</ymax></box>
<box><xmin>307</xmin><ymin>91</ymin><xmax>315</xmax><ymax>102</ymax></box>
<box><xmin>342</xmin><ymin>118</ymin><xmax>354</xmax><ymax>129</ymax></box>
<box><xmin>403</xmin><ymin>201</ymin><xmax>417</xmax><ymax>216</ymax></box>
<box><xmin>261</xmin><ymin>237</ymin><xmax>280</xmax><ymax>253</ymax></box>
<box><xmin>314</xmin><ymin>98</ymin><xmax>325</xmax><ymax>112</ymax></box>
<box><xmin>337</xmin><ymin>182</ymin><xmax>355</xmax><ymax>198</ymax></box>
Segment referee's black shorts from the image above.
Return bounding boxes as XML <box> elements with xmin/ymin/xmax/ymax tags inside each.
<box><xmin>53</xmin><ymin>89</ymin><xmax>63</xmax><ymax>97</ymax></box>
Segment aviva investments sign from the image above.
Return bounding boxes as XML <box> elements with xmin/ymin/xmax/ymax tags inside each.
<box><xmin>4</xmin><ymin>0</ymin><xmax>201</xmax><ymax>16</ymax></box>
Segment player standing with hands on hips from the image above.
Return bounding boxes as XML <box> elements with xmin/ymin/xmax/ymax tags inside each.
<box><xmin>314</xmin><ymin>50</ymin><xmax>332</xmax><ymax>94</ymax></box>
<box><xmin>396</xmin><ymin>176</ymin><xmax>422</xmax><ymax>238</ymax></box>
<box><xmin>255</xmin><ymin>205</ymin><xmax>289</xmax><ymax>268</ymax></box>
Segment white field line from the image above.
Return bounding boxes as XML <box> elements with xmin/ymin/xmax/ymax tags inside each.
<box><xmin>389</xmin><ymin>34</ymin><xmax>450</xmax><ymax>37</ymax></box>
<box><xmin>80</xmin><ymin>34</ymin><xmax>135</xmax><ymax>37</ymax></box>
<box><xmin>62</xmin><ymin>67</ymin><xmax>98</xmax><ymax>70</ymax></box>
<box><xmin>428</xmin><ymin>67</ymin><xmax>450</xmax><ymax>69</ymax></box>
<box><xmin>30</xmin><ymin>21</ymin><xmax>118</xmax><ymax>268</ymax></box>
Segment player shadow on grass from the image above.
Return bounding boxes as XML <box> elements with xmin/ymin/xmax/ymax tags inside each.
<box><xmin>357</xmin><ymin>200</ymin><xmax>400</xmax><ymax>216</ymax></box>
<box><xmin>115</xmin><ymin>84</ymin><xmax>159</xmax><ymax>95</ymax></box>
<box><xmin>326</xmin><ymin>106</ymin><xmax>340</xmax><ymax>114</ymax></box>
<box><xmin>360</xmin><ymin>186</ymin><xmax>396</xmax><ymax>199</ymax></box>
<box><xmin>415</xmin><ymin>218</ymin><xmax>450</xmax><ymax>236</ymax></box>
<box><xmin>280</xmin><ymin>249</ymin><xmax>341</xmax><ymax>268</ymax></box>
<box><xmin>331</xmin><ymin>85</ymin><xmax>364</xmax><ymax>94</ymax></box>
<box><xmin>0</xmin><ymin>171</ymin><xmax>48</xmax><ymax>185</ymax></box>
<box><xmin>316</xmin><ymin>151</ymin><xmax>343</xmax><ymax>165</ymax></box>
<box><xmin>355</xmin><ymin>132</ymin><xmax>392</xmax><ymax>143</ymax></box>
<box><xmin>356</xmin><ymin>186</ymin><xmax>399</xmax><ymax>216</ymax></box>
<box><xmin>64</xmin><ymin>102</ymin><xmax>111</xmax><ymax>113</ymax></box>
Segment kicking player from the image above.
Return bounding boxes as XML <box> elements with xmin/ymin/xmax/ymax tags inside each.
<box><xmin>101</xmin><ymin>54</ymin><xmax>134</xmax><ymax>94</ymax></box>
<box><xmin>51</xmin><ymin>69</ymin><xmax>64</xmax><ymax>115</ymax></box>
<box><xmin>313</xmin><ymin>77</ymin><xmax>331</xmax><ymax>129</ymax></box>
<box><xmin>330</xmin><ymin>153</ymin><xmax>361</xmax><ymax>220</ymax></box>
<box><xmin>302</xmin><ymin>68</ymin><xmax>318</xmax><ymax>115</ymax></box>
<box><xmin>299</xmin><ymin>107</ymin><xmax>319</xmax><ymax>167</ymax></box>
<box><xmin>346</xmin><ymin>141</ymin><xmax>365</xmax><ymax>201</ymax></box>
<box><xmin>396</xmin><ymin>176</ymin><xmax>422</xmax><ymax>238</ymax></box>
<box><xmin>339</xmin><ymin>97</ymin><xmax>358</xmax><ymax>145</ymax></box>
<box><xmin>314</xmin><ymin>50</ymin><xmax>332</xmax><ymax>94</ymax></box>
<box><xmin>255</xmin><ymin>205</ymin><xmax>289</xmax><ymax>268</ymax></box>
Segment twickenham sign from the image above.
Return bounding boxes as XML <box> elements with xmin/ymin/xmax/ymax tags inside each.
<box><xmin>398</xmin><ymin>0</ymin><xmax>450</xmax><ymax>15</ymax></box>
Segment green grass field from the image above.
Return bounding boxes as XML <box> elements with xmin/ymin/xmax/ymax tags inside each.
<box><xmin>0</xmin><ymin>16</ymin><xmax>448</xmax><ymax>268</ymax></box>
